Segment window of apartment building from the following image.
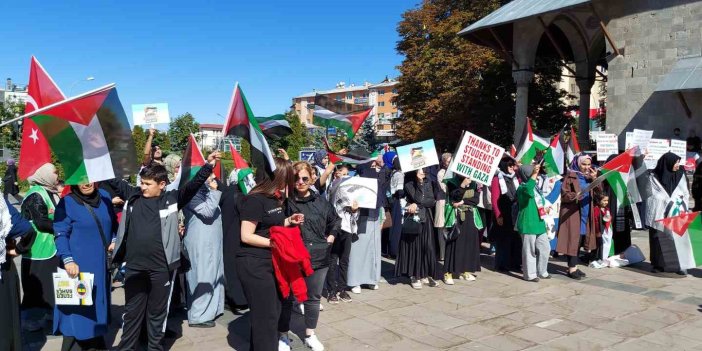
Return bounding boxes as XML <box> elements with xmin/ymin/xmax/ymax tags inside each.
<box><xmin>391</xmin><ymin>112</ymin><xmax>398</xmax><ymax>118</ymax></box>
<box><xmin>391</xmin><ymin>101</ymin><xmax>397</xmax><ymax>107</ymax></box>
<box><xmin>347</xmin><ymin>92</ymin><xmax>353</xmax><ymax>100</ymax></box>
<box><xmin>392</xmin><ymin>88</ymin><xmax>398</xmax><ymax>94</ymax></box>
<box><xmin>379</xmin><ymin>89</ymin><xmax>385</xmax><ymax>96</ymax></box>
<box><xmin>378</xmin><ymin>101</ymin><xmax>385</xmax><ymax>107</ymax></box>
<box><xmin>337</xmin><ymin>94</ymin><xmax>344</xmax><ymax>101</ymax></box>
<box><xmin>378</xmin><ymin>113</ymin><xmax>384</xmax><ymax>118</ymax></box>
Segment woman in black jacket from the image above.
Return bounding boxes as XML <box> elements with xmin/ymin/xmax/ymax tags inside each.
<box><xmin>395</xmin><ymin>168</ymin><xmax>438</xmax><ymax>289</ymax></box>
<box><xmin>2</xmin><ymin>158</ymin><xmax>20</xmax><ymax>203</ymax></box>
<box><xmin>279</xmin><ymin>161</ymin><xmax>340</xmax><ymax>351</ymax></box>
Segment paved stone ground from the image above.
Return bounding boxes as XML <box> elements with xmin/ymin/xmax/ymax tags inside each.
<box><xmin>22</xmin><ymin>229</ymin><xmax>702</xmax><ymax>350</ymax></box>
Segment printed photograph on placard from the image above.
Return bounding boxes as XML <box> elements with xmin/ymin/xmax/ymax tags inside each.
<box><xmin>132</xmin><ymin>102</ymin><xmax>171</xmax><ymax>125</ymax></box>
<box><xmin>396</xmin><ymin>139</ymin><xmax>439</xmax><ymax>172</ymax></box>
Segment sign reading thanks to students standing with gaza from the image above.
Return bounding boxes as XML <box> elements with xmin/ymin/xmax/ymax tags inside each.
<box><xmin>450</xmin><ymin>131</ymin><xmax>504</xmax><ymax>186</ymax></box>
<box><xmin>131</xmin><ymin>103</ymin><xmax>171</xmax><ymax>125</ymax></box>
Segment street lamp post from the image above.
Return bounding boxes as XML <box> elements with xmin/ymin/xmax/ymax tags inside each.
<box><xmin>68</xmin><ymin>76</ymin><xmax>95</xmax><ymax>96</ymax></box>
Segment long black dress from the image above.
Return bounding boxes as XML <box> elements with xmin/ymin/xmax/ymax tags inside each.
<box><xmin>17</xmin><ymin>192</ymin><xmax>60</xmax><ymax>313</ymax></box>
<box><xmin>395</xmin><ymin>178</ymin><xmax>437</xmax><ymax>279</ymax></box>
<box><xmin>2</xmin><ymin>164</ymin><xmax>19</xmax><ymax>199</ymax></box>
<box><xmin>220</xmin><ymin>182</ymin><xmax>247</xmax><ymax>307</ymax></box>
<box><xmin>445</xmin><ymin>181</ymin><xmax>482</xmax><ymax>275</ymax></box>
<box><xmin>491</xmin><ymin>174</ymin><xmax>521</xmax><ymax>271</ymax></box>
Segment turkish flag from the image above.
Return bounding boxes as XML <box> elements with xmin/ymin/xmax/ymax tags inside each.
<box><xmin>18</xmin><ymin>57</ymin><xmax>64</xmax><ymax>180</ymax></box>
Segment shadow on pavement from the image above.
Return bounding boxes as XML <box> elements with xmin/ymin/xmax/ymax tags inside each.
<box><xmin>227</xmin><ymin>312</ymin><xmax>251</xmax><ymax>351</ymax></box>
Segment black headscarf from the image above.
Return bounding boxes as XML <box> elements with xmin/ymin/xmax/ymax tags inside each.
<box><xmin>498</xmin><ymin>157</ymin><xmax>512</xmax><ymax>174</ymax></box>
<box><xmin>653</xmin><ymin>152</ymin><xmax>683</xmax><ymax>196</ymax></box>
<box><xmin>70</xmin><ymin>183</ymin><xmax>102</xmax><ymax>208</ymax></box>
<box><xmin>392</xmin><ymin>157</ymin><xmax>401</xmax><ymax>172</ymax></box>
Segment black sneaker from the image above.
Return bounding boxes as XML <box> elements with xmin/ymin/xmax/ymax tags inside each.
<box><xmin>338</xmin><ymin>291</ymin><xmax>353</xmax><ymax>302</ymax></box>
<box><xmin>427</xmin><ymin>277</ymin><xmax>438</xmax><ymax>287</ymax></box>
<box><xmin>575</xmin><ymin>269</ymin><xmax>587</xmax><ymax>278</ymax></box>
<box><xmin>327</xmin><ymin>294</ymin><xmax>340</xmax><ymax>304</ymax></box>
<box><xmin>567</xmin><ymin>271</ymin><xmax>582</xmax><ymax>280</ymax></box>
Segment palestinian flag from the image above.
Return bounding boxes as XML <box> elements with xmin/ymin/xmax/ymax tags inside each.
<box><xmin>322</xmin><ymin>138</ymin><xmax>374</xmax><ymax>165</ymax></box>
<box><xmin>601</xmin><ymin>148</ymin><xmax>636</xmax><ymax>207</ymax></box>
<box><xmin>21</xmin><ymin>84</ymin><xmax>137</xmax><ymax>185</ymax></box>
<box><xmin>515</xmin><ymin>117</ymin><xmax>549</xmax><ymax>164</ymax></box>
<box><xmin>229</xmin><ymin>141</ymin><xmax>255</xmax><ymax>194</ymax></box>
<box><xmin>510</xmin><ymin>145</ymin><xmax>517</xmax><ymax>158</ymax></box>
<box><xmin>178</xmin><ymin>134</ymin><xmax>206</xmax><ymax>189</ymax></box>
<box><xmin>313</xmin><ymin>95</ymin><xmax>372</xmax><ymax>138</ymax></box>
<box><xmin>656</xmin><ymin>211</ymin><xmax>702</xmax><ymax>269</ymax></box>
<box><xmin>212</xmin><ymin>160</ymin><xmax>224</xmax><ymax>180</ymax></box>
<box><xmin>543</xmin><ymin>134</ymin><xmax>565</xmax><ymax>176</ymax></box>
<box><xmin>257</xmin><ymin>114</ymin><xmax>292</xmax><ymax>140</ymax></box>
<box><xmin>561</xmin><ymin>126</ymin><xmax>581</xmax><ymax>164</ymax></box>
<box><xmin>19</xmin><ymin>56</ymin><xmax>65</xmax><ymax>180</ymax></box>
<box><xmin>222</xmin><ymin>84</ymin><xmax>276</xmax><ymax>176</ymax></box>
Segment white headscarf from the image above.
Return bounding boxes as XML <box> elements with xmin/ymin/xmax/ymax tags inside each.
<box><xmin>0</xmin><ymin>198</ymin><xmax>12</xmax><ymax>277</ymax></box>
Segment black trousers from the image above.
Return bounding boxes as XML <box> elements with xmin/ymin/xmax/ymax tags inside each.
<box><xmin>236</xmin><ymin>255</ymin><xmax>281</xmax><ymax>351</ymax></box>
<box><xmin>566</xmin><ymin>255</ymin><xmax>578</xmax><ymax>268</ymax></box>
<box><xmin>61</xmin><ymin>336</ymin><xmax>107</xmax><ymax>351</ymax></box>
<box><xmin>279</xmin><ymin>266</ymin><xmax>329</xmax><ymax>333</ymax></box>
<box><xmin>117</xmin><ymin>269</ymin><xmax>175</xmax><ymax>351</ymax></box>
<box><xmin>326</xmin><ymin>232</ymin><xmax>351</xmax><ymax>295</ymax></box>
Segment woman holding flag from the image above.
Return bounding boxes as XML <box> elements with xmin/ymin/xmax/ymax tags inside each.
<box><xmin>557</xmin><ymin>155</ymin><xmax>600</xmax><ymax>279</ymax></box>
<box><xmin>646</xmin><ymin>152</ymin><xmax>690</xmax><ymax>274</ymax></box>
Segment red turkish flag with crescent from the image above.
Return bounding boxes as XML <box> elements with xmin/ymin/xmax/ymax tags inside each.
<box><xmin>18</xmin><ymin>57</ymin><xmax>65</xmax><ymax>180</ymax></box>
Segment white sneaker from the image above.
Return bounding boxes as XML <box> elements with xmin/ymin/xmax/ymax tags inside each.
<box><xmin>369</xmin><ymin>284</ymin><xmax>379</xmax><ymax>290</ymax></box>
<box><xmin>351</xmin><ymin>286</ymin><xmax>362</xmax><ymax>294</ymax></box>
<box><xmin>319</xmin><ymin>303</ymin><xmax>324</xmax><ymax>311</ymax></box>
<box><xmin>305</xmin><ymin>334</ymin><xmax>325</xmax><ymax>351</ymax></box>
<box><xmin>299</xmin><ymin>303</ymin><xmax>305</xmax><ymax>315</ymax></box>
<box><xmin>461</xmin><ymin>273</ymin><xmax>476</xmax><ymax>281</ymax></box>
<box><xmin>443</xmin><ymin>272</ymin><xmax>454</xmax><ymax>285</ymax></box>
<box><xmin>420</xmin><ymin>277</ymin><xmax>429</xmax><ymax>284</ymax></box>
<box><xmin>279</xmin><ymin>334</ymin><xmax>292</xmax><ymax>351</ymax></box>
<box><xmin>410</xmin><ymin>277</ymin><xmax>422</xmax><ymax>289</ymax></box>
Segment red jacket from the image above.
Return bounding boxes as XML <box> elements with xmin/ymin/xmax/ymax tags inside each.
<box><xmin>270</xmin><ymin>226</ymin><xmax>314</xmax><ymax>302</ymax></box>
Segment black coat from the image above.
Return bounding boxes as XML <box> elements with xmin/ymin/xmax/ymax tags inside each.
<box><xmin>404</xmin><ymin>179</ymin><xmax>437</xmax><ymax>223</ymax></box>
<box><xmin>287</xmin><ymin>191</ymin><xmax>341</xmax><ymax>270</ymax></box>
<box><xmin>3</xmin><ymin>165</ymin><xmax>19</xmax><ymax>195</ymax></box>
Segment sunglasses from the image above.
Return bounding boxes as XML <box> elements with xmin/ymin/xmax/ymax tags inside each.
<box><xmin>295</xmin><ymin>176</ymin><xmax>310</xmax><ymax>184</ymax></box>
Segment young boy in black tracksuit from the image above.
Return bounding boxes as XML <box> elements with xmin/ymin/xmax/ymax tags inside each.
<box><xmin>110</xmin><ymin>151</ymin><xmax>220</xmax><ymax>351</ymax></box>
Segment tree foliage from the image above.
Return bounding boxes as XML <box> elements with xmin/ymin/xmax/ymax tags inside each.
<box><xmin>168</xmin><ymin>113</ymin><xmax>200</xmax><ymax>152</ymax></box>
<box><xmin>267</xmin><ymin>111</ymin><xmax>309</xmax><ymax>161</ymax></box>
<box><xmin>350</xmin><ymin>117</ymin><xmax>376</xmax><ymax>153</ymax></box>
<box><xmin>396</xmin><ymin>0</ymin><xmax>574</xmax><ymax>151</ymax></box>
<box><xmin>0</xmin><ymin>100</ymin><xmax>25</xmax><ymax>157</ymax></box>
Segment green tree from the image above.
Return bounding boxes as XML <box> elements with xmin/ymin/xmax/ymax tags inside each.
<box><xmin>132</xmin><ymin>125</ymin><xmax>147</xmax><ymax>163</ymax></box>
<box><xmin>168</xmin><ymin>113</ymin><xmax>200</xmax><ymax>152</ymax></box>
<box><xmin>396</xmin><ymin>0</ymin><xmax>573</xmax><ymax>150</ymax></box>
<box><xmin>350</xmin><ymin>117</ymin><xmax>376</xmax><ymax>153</ymax></box>
<box><xmin>0</xmin><ymin>100</ymin><xmax>25</xmax><ymax>157</ymax></box>
<box><xmin>267</xmin><ymin>111</ymin><xmax>309</xmax><ymax>161</ymax></box>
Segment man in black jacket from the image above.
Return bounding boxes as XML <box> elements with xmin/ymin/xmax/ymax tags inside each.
<box><xmin>110</xmin><ymin>151</ymin><xmax>220</xmax><ymax>351</ymax></box>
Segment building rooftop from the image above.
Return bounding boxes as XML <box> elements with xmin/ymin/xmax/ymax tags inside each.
<box><xmin>200</xmin><ymin>123</ymin><xmax>223</xmax><ymax>130</ymax></box>
<box><xmin>294</xmin><ymin>78</ymin><xmax>398</xmax><ymax>99</ymax></box>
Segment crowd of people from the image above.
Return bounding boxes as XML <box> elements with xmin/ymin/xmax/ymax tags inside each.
<box><xmin>0</xmin><ymin>128</ymin><xmax>699</xmax><ymax>350</ymax></box>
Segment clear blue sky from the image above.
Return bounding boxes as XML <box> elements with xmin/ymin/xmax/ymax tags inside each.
<box><xmin>1</xmin><ymin>1</ymin><xmax>417</xmax><ymax>125</ymax></box>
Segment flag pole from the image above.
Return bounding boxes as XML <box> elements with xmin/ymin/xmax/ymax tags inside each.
<box><xmin>0</xmin><ymin>83</ymin><xmax>116</xmax><ymax>128</ymax></box>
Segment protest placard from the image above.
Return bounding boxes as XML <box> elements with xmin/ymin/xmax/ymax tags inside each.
<box><xmin>625</xmin><ymin>132</ymin><xmax>634</xmax><ymax>150</ymax></box>
<box><xmin>52</xmin><ymin>270</ymin><xmax>94</xmax><ymax>306</ymax></box>
<box><xmin>449</xmin><ymin>131</ymin><xmax>504</xmax><ymax>186</ymax></box>
<box><xmin>670</xmin><ymin>139</ymin><xmax>687</xmax><ymax>160</ymax></box>
<box><xmin>596</xmin><ymin>133</ymin><xmax>618</xmax><ymax>160</ymax></box>
<box><xmin>396</xmin><ymin>139</ymin><xmax>439</xmax><ymax>172</ymax></box>
<box><xmin>644</xmin><ymin>138</ymin><xmax>670</xmax><ymax>169</ymax></box>
<box><xmin>328</xmin><ymin>176</ymin><xmax>378</xmax><ymax>209</ymax></box>
<box><xmin>132</xmin><ymin>103</ymin><xmax>170</xmax><ymax>125</ymax></box>
<box><xmin>632</xmin><ymin>129</ymin><xmax>653</xmax><ymax>150</ymax></box>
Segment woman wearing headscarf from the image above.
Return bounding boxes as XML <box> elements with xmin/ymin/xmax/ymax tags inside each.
<box><xmin>646</xmin><ymin>152</ymin><xmax>690</xmax><ymax>274</ymax></box>
<box><xmin>444</xmin><ymin>175</ymin><xmax>482</xmax><ymax>284</ymax></box>
<box><xmin>0</xmin><ymin>197</ymin><xmax>35</xmax><ymax>351</ymax></box>
<box><xmin>490</xmin><ymin>157</ymin><xmax>521</xmax><ymax>272</ymax></box>
<box><xmin>434</xmin><ymin>153</ymin><xmax>452</xmax><ymax>261</ymax></box>
<box><xmin>385</xmin><ymin>152</ymin><xmax>404</xmax><ymax>258</ymax></box>
<box><xmin>395</xmin><ymin>168</ymin><xmax>438</xmax><ymax>289</ymax></box>
<box><xmin>312</xmin><ymin>150</ymin><xmax>329</xmax><ymax>179</ymax></box>
<box><xmin>53</xmin><ymin>182</ymin><xmax>116</xmax><ymax>350</ymax></box>
<box><xmin>220</xmin><ymin>169</ymin><xmax>248</xmax><ymax>312</ymax></box>
<box><xmin>3</xmin><ymin>158</ymin><xmax>20</xmax><ymax>203</ymax></box>
<box><xmin>183</xmin><ymin>172</ymin><xmax>225</xmax><ymax>327</ymax></box>
<box><xmin>16</xmin><ymin>163</ymin><xmax>61</xmax><ymax>330</ymax></box>
<box><xmin>556</xmin><ymin>155</ymin><xmax>600</xmax><ymax>279</ymax></box>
